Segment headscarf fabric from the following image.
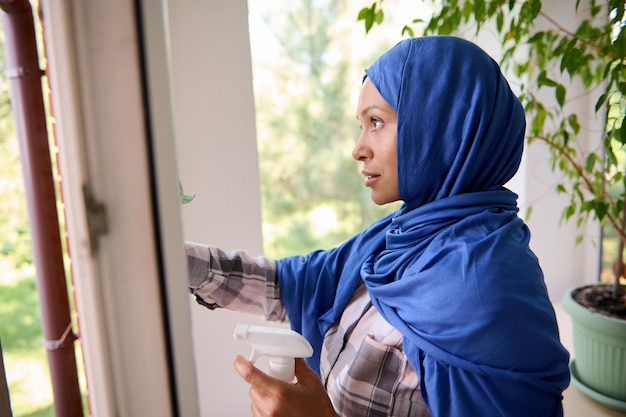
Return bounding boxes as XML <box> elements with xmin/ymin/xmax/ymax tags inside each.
<box><xmin>277</xmin><ymin>36</ymin><xmax>570</xmax><ymax>416</ymax></box>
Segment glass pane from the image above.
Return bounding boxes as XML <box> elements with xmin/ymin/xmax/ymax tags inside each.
<box><xmin>248</xmin><ymin>1</ymin><xmax>429</xmax><ymax>258</ymax></box>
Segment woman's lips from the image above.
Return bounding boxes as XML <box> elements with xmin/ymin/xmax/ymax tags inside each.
<box><xmin>362</xmin><ymin>170</ymin><xmax>380</xmax><ymax>187</ymax></box>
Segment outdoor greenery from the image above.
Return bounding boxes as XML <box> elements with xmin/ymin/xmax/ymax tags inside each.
<box><xmin>251</xmin><ymin>0</ymin><xmax>399</xmax><ymax>259</ymax></box>
<box><xmin>0</xmin><ymin>28</ymin><xmax>30</xmax><ymax>269</ymax></box>
<box><xmin>0</xmin><ymin>268</ymin><xmax>55</xmax><ymax>417</ymax></box>
<box><xmin>359</xmin><ymin>0</ymin><xmax>626</xmax><ymax>300</ymax></box>
<box><xmin>0</xmin><ymin>16</ymin><xmax>57</xmax><ymax>416</ymax></box>
<box><xmin>0</xmin><ymin>14</ymin><xmax>88</xmax><ymax>415</ymax></box>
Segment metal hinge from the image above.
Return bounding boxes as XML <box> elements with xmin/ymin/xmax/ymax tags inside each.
<box><xmin>83</xmin><ymin>184</ymin><xmax>108</xmax><ymax>255</ymax></box>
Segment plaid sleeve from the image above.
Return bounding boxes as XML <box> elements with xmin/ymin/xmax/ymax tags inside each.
<box><xmin>185</xmin><ymin>241</ymin><xmax>287</xmax><ymax>322</ymax></box>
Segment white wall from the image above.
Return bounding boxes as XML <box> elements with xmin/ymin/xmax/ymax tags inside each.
<box><xmin>167</xmin><ymin>1</ymin><xmax>267</xmax><ymax>415</ymax></box>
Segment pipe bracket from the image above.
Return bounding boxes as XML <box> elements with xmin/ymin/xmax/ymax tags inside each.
<box><xmin>43</xmin><ymin>322</ymin><xmax>77</xmax><ymax>351</ymax></box>
<box><xmin>6</xmin><ymin>66</ymin><xmax>29</xmax><ymax>79</ymax></box>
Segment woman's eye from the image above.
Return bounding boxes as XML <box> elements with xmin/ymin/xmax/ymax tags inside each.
<box><xmin>372</xmin><ymin>118</ymin><xmax>382</xmax><ymax>130</ymax></box>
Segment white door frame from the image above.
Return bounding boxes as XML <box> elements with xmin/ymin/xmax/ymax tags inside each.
<box><xmin>41</xmin><ymin>0</ymin><xmax>199</xmax><ymax>415</ymax></box>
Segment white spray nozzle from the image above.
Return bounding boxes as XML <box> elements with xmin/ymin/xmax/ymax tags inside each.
<box><xmin>234</xmin><ymin>324</ymin><xmax>313</xmax><ymax>383</ymax></box>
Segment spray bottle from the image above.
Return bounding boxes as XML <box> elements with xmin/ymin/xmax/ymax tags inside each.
<box><xmin>233</xmin><ymin>324</ymin><xmax>313</xmax><ymax>383</ymax></box>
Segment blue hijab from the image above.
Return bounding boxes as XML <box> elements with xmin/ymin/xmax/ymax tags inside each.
<box><xmin>277</xmin><ymin>36</ymin><xmax>570</xmax><ymax>416</ymax></box>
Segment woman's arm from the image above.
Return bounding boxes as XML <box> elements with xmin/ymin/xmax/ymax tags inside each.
<box><xmin>186</xmin><ymin>241</ymin><xmax>287</xmax><ymax>322</ymax></box>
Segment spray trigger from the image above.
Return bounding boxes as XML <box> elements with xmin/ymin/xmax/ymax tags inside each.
<box><xmin>249</xmin><ymin>347</ymin><xmax>262</xmax><ymax>363</ymax></box>
<box><xmin>234</xmin><ymin>324</ymin><xmax>313</xmax><ymax>383</ymax></box>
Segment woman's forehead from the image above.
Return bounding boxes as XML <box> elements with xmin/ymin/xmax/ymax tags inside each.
<box><xmin>356</xmin><ymin>79</ymin><xmax>393</xmax><ymax>114</ymax></box>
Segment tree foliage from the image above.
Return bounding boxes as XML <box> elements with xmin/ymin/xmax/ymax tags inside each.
<box><xmin>359</xmin><ymin>0</ymin><xmax>625</xmax><ymax>298</ymax></box>
<box><xmin>0</xmin><ymin>23</ymin><xmax>32</xmax><ymax>268</ymax></box>
<box><xmin>252</xmin><ymin>0</ymin><xmax>396</xmax><ymax>258</ymax></box>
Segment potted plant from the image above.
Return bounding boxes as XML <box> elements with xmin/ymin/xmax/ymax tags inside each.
<box><xmin>358</xmin><ymin>0</ymin><xmax>626</xmax><ymax>410</ymax></box>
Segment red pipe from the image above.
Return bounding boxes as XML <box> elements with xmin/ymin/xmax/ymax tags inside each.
<box><xmin>1</xmin><ymin>341</ymin><xmax>12</xmax><ymax>416</ymax></box>
<box><xmin>0</xmin><ymin>1</ymin><xmax>84</xmax><ymax>416</ymax></box>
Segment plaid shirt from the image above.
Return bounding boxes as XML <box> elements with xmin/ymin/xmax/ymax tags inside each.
<box><xmin>187</xmin><ymin>242</ymin><xmax>431</xmax><ymax>417</ymax></box>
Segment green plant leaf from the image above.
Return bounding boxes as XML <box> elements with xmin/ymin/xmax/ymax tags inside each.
<box><xmin>595</xmin><ymin>93</ymin><xmax>607</xmax><ymax>113</ymax></box>
<box><xmin>375</xmin><ymin>8</ymin><xmax>384</xmax><ymax>25</ymax></box>
<box><xmin>179</xmin><ymin>181</ymin><xmax>196</xmax><ymax>205</ymax></box>
<box><xmin>496</xmin><ymin>10</ymin><xmax>504</xmax><ymax>32</ymax></box>
<box><xmin>357</xmin><ymin>7</ymin><xmax>370</xmax><ymax>21</ymax></box>
<box><xmin>568</xmin><ymin>114</ymin><xmax>580</xmax><ymax>133</ymax></box>
<box><xmin>538</xmin><ymin>70</ymin><xmax>556</xmax><ymax>87</ymax></box>
<box><xmin>529</xmin><ymin>0</ymin><xmax>542</xmax><ymax>19</ymax></box>
<box><xmin>585</xmin><ymin>153</ymin><xmax>597</xmax><ymax>173</ymax></box>
<box><xmin>556</xmin><ymin>84</ymin><xmax>566</xmax><ymax>107</ymax></box>
<box><xmin>401</xmin><ymin>25</ymin><xmax>415</xmax><ymax>37</ymax></box>
<box><xmin>595</xmin><ymin>201</ymin><xmax>609</xmax><ymax>220</ymax></box>
<box><xmin>524</xmin><ymin>205</ymin><xmax>533</xmax><ymax>221</ymax></box>
<box><xmin>614</xmin><ymin>24</ymin><xmax>626</xmax><ymax>57</ymax></box>
<box><xmin>357</xmin><ymin>5</ymin><xmax>378</xmax><ymax>33</ymax></box>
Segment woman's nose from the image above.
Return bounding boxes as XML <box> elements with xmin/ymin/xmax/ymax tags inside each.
<box><xmin>352</xmin><ymin>133</ymin><xmax>370</xmax><ymax>161</ymax></box>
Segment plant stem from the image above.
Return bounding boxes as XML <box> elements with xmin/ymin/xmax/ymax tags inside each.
<box><xmin>537</xmin><ymin>11</ymin><xmax>610</xmax><ymax>57</ymax></box>
<box><xmin>532</xmin><ymin>134</ymin><xmax>626</xmax><ymax>244</ymax></box>
<box><xmin>533</xmin><ymin>133</ymin><xmax>625</xmax><ymax>300</ymax></box>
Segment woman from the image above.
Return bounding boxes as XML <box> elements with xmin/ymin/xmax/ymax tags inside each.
<box><xmin>186</xmin><ymin>36</ymin><xmax>570</xmax><ymax>417</ymax></box>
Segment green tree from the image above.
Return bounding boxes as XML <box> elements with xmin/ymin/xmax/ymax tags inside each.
<box><xmin>252</xmin><ymin>0</ymin><xmax>396</xmax><ymax>258</ymax></box>
<box><xmin>0</xmin><ymin>22</ymin><xmax>32</xmax><ymax>268</ymax></box>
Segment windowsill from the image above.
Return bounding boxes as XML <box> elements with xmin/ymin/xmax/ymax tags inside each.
<box><xmin>554</xmin><ymin>303</ymin><xmax>626</xmax><ymax>417</ymax></box>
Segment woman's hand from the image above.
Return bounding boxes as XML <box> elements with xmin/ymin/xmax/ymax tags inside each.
<box><xmin>234</xmin><ymin>355</ymin><xmax>339</xmax><ymax>417</ymax></box>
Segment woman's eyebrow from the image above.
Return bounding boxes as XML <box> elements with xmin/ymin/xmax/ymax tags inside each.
<box><xmin>356</xmin><ymin>105</ymin><xmax>383</xmax><ymax>119</ymax></box>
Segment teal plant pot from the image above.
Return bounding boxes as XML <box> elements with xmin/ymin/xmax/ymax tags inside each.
<box><xmin>562</xmin><ymin>284</ymin><xmax>626</xmax><ymax>411</ymax></box>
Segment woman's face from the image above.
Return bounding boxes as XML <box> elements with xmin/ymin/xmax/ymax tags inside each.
<box><xmin>353</xmin><ymin>78</ymin><xmax>400</xmax><ymax>206</ymax></box>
